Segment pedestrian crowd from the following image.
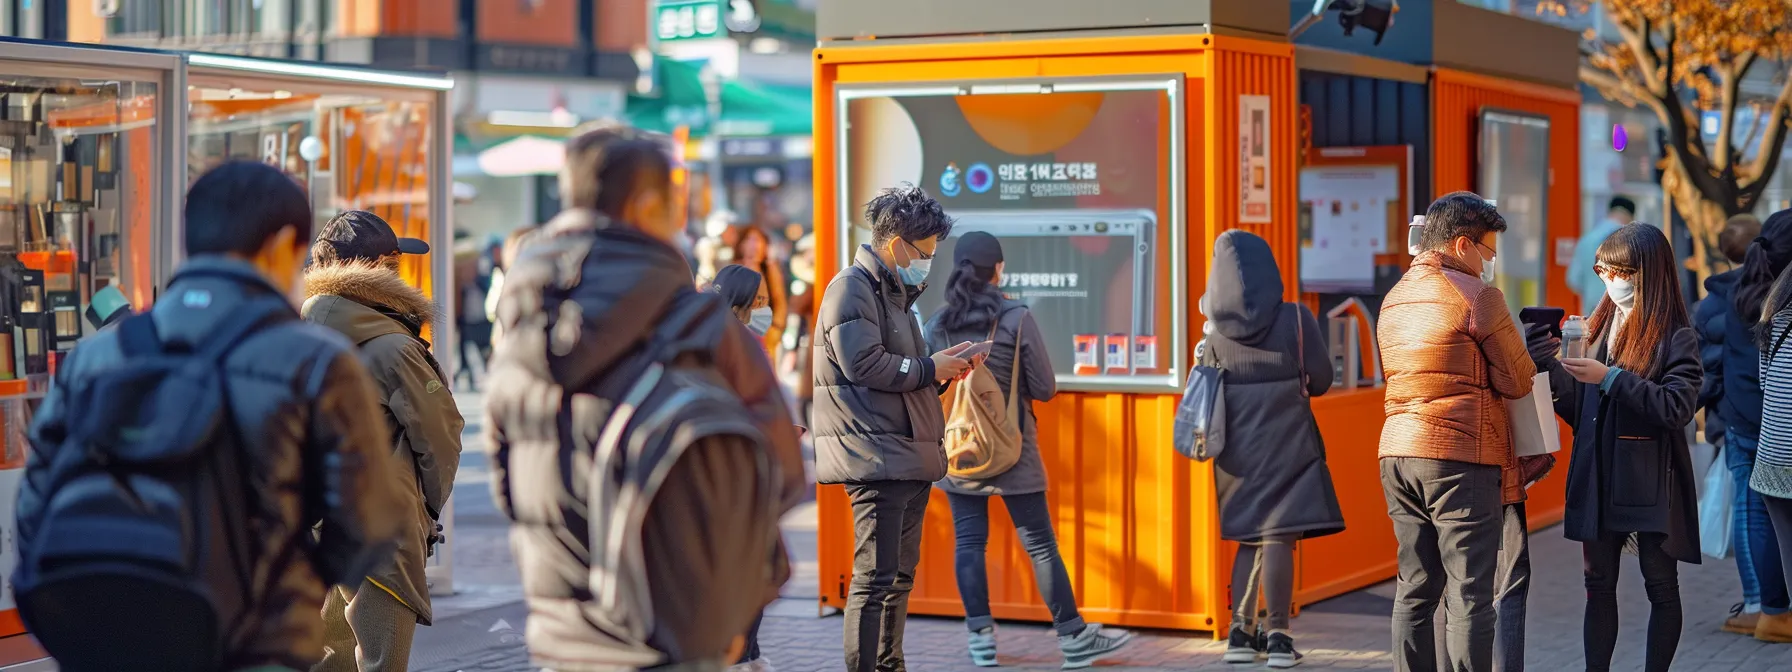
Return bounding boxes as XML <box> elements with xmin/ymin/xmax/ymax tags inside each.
<box><xmin>13</xmin><ymin>118</ymin><xmax>1792</xmax><ymax>672</ymax></box>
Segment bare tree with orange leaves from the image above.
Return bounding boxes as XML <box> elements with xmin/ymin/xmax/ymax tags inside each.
<box><xmin>1543</xmin><ymin>0</ymin><xmax>1792</xmax><ymax>277</ymax></box>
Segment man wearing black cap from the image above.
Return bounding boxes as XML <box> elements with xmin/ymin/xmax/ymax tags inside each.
<box><xmin>303</xmin><ymin>210</ymin><xmax>463</xmax><ymax>672</ymax></box>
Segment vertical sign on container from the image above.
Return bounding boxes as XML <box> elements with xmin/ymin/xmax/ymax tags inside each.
<box><xmin>1239</xmin><ymin>95</ymin><xmax>1272</xmax><ymax>223</ymax></box>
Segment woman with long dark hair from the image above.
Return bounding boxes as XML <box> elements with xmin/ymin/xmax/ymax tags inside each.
<box><xmin>701</xmin><ymin>263</ymin><xmax>779</xmax><ymax>672</ymax></box>
<box><xmin>709</xmin><ymin>264</ymin><xmax>772</xmax><ymax>335</ymax></box>
<box><xmin>1531</xmin><ymin>223</ymin><xmax>1702</xmax><ymax>671</ymax></box>
<box><xmin>719</xmin><ymin>224</ymin><xmax>788</xmax><ymax>348</ymax></box>
<box><xmin>1719</xmin><ymin>211</ymin><xmax>1792</xmax><ymax>640</ymax></box>
<box><xmin>1751</xmin><ymin>210</ymin><xmax>1792</xmax><ymax>645</ymax></box>
<box><xmin>922</xmin><ymin>232</ymin><xmax>1132</xmax><ymax>670</ymax></box>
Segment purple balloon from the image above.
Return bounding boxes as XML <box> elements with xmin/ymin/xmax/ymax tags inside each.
<box><xmin>1613</xmin><ymin>124</ymin><xmax>1628</xmax><ymax>152</ymax></box>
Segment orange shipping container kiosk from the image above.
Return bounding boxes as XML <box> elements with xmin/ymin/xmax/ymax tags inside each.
<box><xmin>812</xmin><ymin>0</ymin><xmax>1586</xmax><ymax>635</ymax></box>
<box><xmin>813</xmin><ymin>0</ymin><xmax>1309</xmax><ymax>633</ymax></box>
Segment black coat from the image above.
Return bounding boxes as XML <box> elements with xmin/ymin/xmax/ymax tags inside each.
<box><xmin>1204</xmin><ymin>231</ymin><xmax>1344</xmax><ymax>542</ymax></box>
<box><xmin>1547</xmin><ymin>327</ymin><xmax>1703</xmax><ymax>563</ymax></box>
<box><xmin>812</xmin><ymin>245</ymin><xmax>950</xmax><ymax>484</ymax></box>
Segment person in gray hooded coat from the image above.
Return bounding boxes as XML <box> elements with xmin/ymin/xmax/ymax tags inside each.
<box><xmin>1202</xmin><ymin>230</ymin><xmax>1343</xmax><ymax>668</ymax></box>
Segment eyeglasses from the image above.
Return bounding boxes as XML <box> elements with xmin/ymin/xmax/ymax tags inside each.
<box><xmin>1594</xmin><ymin>264</ymin><xmax>1635</xmax><ymax>280</ymax></box>
<box><xmin>902</xmin><ymin>238</ymin><xmax>934</xmax><ymax>260</ymax></box>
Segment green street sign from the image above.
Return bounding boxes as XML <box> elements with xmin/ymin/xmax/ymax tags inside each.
<box><xmin>654</xmin><ymin>0</ymin><xmax>725</xmax><ymax>42</ymax></box>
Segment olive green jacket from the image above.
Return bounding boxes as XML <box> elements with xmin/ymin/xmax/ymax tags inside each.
<box><xmin>302</xmin><ymin>261</ymin><xmax>464</xmax><ymax>624</ymax></box>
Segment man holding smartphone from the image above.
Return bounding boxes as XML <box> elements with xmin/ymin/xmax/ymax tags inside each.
<box><xmin>813</xmin><ymin>184</ymin><xmax>975</xmax><ymax>672</ymax></box>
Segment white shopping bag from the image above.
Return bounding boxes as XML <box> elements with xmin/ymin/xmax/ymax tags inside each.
<box><xmin>1509</xmin><ymin>373</ymin><xmax>1560</xmax><ymax>457</ymax></box>
<box><xmin>1700</xmin><ymin>446</ymin><xmax>1735</xmax><ymax>559</ymax></box>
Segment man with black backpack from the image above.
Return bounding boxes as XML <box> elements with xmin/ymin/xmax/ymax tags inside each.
<box><xmin>485</xmin><ymin>122</ymin><xmax>804</xmax><ymax>671</ymax></box>
<box><xmin>12</xmin><ymin>162</ymin><xmax>406</xmax><ymax>672</ymax></box>
<box><xmin>303</xmin><ymin>210</ymin><xmax>464</xmax><ymax>672</ymax></box>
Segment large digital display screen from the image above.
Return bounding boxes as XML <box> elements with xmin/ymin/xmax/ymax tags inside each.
<box><xmin>1478</xmin><ymin>109</ymin><xmax>1551</xmax><ymax>314</ymax></box>
<box><xmin>837</xmin><ymin>80</ymin><xmax>1183</xmax><ymax>389</ymax></box>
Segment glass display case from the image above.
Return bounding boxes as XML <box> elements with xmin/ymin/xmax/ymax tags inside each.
<box><xmin>835</xmin><ymin>77</ymin><xmax>1187</xmax><ymax>391</ymax></box>
<box><xmin>0</xmin><ymin>42</ymin><xmax>180</xmax><ymax>401</ymax></box>
<box><xmin>0</xmin><ymin>39</ymin><xmax>182</xmax><ymax>657</ymax></box>
<box><xmin>182</xmin><ymin>54</ymin><xmax>453</xmax><ymax>312</ymax></box>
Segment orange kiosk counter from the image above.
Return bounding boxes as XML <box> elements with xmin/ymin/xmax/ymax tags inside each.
<box><xmin>812</xmin><ymin>0</ymin><xmax>1312</xmax><ymax>633</ymax></box>
<box><xmin>811</xmin><ymin>0</ymin><xmax>1586</xmax><ymax>634</ymax></box>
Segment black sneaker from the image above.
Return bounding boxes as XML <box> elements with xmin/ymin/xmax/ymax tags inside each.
<box><xmin>1223</xmin><ymin>625</ymin><xmax>1260</xmax><ymax>664</ymax></box>
<box><xmin>1058</xmin><ymin>623</ymin><xmax>1133</xmax><ymax>670</ymax></box>
<box><xmin>1265</xmin><ymin>632</ymin><xmax>1303</xmax><ymax>669</ymax></box>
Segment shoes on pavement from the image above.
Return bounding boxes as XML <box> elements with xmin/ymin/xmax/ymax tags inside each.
<box><xmin>968</xmin><ymin>626</ymin><xmax>998</xmax><ymax>668</ymax></box>
<box><xmin>1223</xmin><ymin>624</ymin><xmax>1262</xmax><ymax>664</ymax></box>
<box><xmin>1059</xmin><ymin>623</ymin><xmax>1132</xmax><ymax>670</ymax></box>
<box><xmin>725</xmin><ymin>658</ymin><xmax>776</xmax><ymax>672</ymax></box>
<box><xmin>1265</xmin><ymin>631</ymin><xmax>1303</xmax><ymax>669</ymax></box>
<box><xmin>1726</xmin><ymin>603</ymin><xmax>1762</xmax><ymax>635</ymax></box>
<box><xmin>1757</xmin><ymin>610</ymin><xmax>1792</xmax><ymax>643</ymax></box>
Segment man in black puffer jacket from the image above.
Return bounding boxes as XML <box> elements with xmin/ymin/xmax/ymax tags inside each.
<box><xmin>813</xmin><ymin>184</ymin><xmax>968</xmax><ymax>672</ymax></box>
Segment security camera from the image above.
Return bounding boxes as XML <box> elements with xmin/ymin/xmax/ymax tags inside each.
<box><xmin>1328</xmin><ymin>0</ymin><xmax>1400</xmax><ymax>46</ymax></box>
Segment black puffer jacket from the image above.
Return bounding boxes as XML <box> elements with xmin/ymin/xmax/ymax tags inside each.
<box><xmin>17</xmin><ymin>258</ymin><xmax>405</xmax><ymax>670</ymax></box>
<box><xmin>485</xmin><ymin>210</ymin><xmax>803</xmax><ymax>671</ymax></box>
<box><xmin>813</xmin><ymin>245</ymin><xmax>950</xmax><ymax>484</ymax></box>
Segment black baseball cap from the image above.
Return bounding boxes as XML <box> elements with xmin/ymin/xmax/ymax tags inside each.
<box><xmin>317</xmin><ymin>210</ymin><xmax>429</xmax><ymax>261</ymax></box>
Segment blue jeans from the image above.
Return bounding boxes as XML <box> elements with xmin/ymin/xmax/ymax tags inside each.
<box><xmin>1728</xmin><ymin>429</ymin><xmax>1789</xmax><ymax>613</ymax></box>
<box><xmin>947</xmin><ymin>491</ymin><xmax>1087</xmax><ymax>637</ymax></box>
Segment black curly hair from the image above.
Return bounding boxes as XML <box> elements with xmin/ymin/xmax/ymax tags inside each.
<box><xmin>864</xmin><ymin>183</ymin><xmax>954</xmax><ymax>246</ymax></box>
<box><xmin>1418</xmin><ymin>191</ymin><xmax>1508</xmax><ymax>252</ymax></box>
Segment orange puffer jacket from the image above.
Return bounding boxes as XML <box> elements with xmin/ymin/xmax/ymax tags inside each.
<box><xmin>1378</xmin><ymin>251</ymin><xmax>1538</xmax><ymax>504</ymax></box>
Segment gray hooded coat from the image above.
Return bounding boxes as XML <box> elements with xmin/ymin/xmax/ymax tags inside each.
<box><xmin>1204</xmin><ymin>231</ymin><xmax>1345</xmax><ymax>542</ymax></box>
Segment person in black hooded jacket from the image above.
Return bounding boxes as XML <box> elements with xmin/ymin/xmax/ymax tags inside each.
<box><xmin>1201</xmin><ymin>230</ymin><xmax>1340</xmax><ymax>669</ymax></box>
<box><xmin>484</xmin><ymin>123</ymin><xmax>805</xmax><ymax>672</ymax></box>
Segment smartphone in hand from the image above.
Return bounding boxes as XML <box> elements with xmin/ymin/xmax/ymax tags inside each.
<box><xmin>957</xmin><ymin>341</ymin><xmax>995</xmax><ymax>359</ymax></box>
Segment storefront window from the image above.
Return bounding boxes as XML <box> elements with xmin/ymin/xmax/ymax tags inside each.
<box><xmin>187</xmin><ymin>83</ymin><xmax>437</xmax><ymax>296</ymax></box>
<box><xmin>1478</xmin><ymin>109</ymin><xmax>1552</xmax><ymax>314</ymax></box>
<box><xmin>0</xmin><ymin>76</ymin><xmax>161</xmax><ymax>393</ymax></box>
<box><xmin>835</xmin><ymin>78</ymin><xmax>1186</xmax><ymax>391</ymax></box>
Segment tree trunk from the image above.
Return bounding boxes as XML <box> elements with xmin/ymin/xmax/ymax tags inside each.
<box><xmin>1663</xmin><ymin>156</ymin><xmax>1736</xmax><ymax>285</ymax></box>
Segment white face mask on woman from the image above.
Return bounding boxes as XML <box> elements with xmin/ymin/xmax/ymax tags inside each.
<box><xmin>1604</xmin><ymin>276</ymin><xmax>1636</xmax><ymax>311</ymax></box>
<box><xmin>748</xmin><ymin>306</ymin><xmax>774</xmax><ymax>335</ymax></box>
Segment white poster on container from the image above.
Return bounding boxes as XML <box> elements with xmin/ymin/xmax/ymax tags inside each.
<box><xmin>1239</xmin><ymin>95</ymin><xmax>1273</xmax><ymax>223</ymax></box>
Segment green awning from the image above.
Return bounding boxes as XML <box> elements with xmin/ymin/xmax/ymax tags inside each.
<box><xmin>626</xmin><ymin>57</ymin><xmax>811</xmax><ymax>138</ymax></box>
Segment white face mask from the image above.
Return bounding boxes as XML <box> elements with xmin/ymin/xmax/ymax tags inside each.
<box><xmin>1480</xmin><ymin>253</ymin><xmax>1498</xmax><ymax>284</ymax></box>
<box><xmin>1604</xmin><ymin>277</ymin><xmax>1636</xmax><ymax>310</ymax></box>
<box><xmin>748</xmin><ymin>306</ymin><xmax>774</xmax><ymax>335</ymax></box>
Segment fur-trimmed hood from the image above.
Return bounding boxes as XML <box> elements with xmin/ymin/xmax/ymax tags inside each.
<box><xmin>301</xmin><ymin>261</ymin><xmax>439</xmax><ymax>344</ymax></box>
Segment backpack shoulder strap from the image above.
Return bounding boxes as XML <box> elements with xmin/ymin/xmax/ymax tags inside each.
<box><xmin>118</xmin><ymin>312</ymin><xmax>163</xmax><ymax>358</ymax></box>
<box><xmin>197</xmin><ymin>297</ymin><xmax>293</xmax><ymax>361</ymax></box>
<box><xmin>1001</xmin><ymin>307</ymin><xmax>1025</xmax><ymax>415</ymax></box>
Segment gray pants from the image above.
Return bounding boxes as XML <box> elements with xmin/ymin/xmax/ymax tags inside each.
<box><xmin>1494</xmin><ymin>503</ymin><xmax>1529</xmax><ymax>672</ymax></box>
<box><xmin>314</xmin><ymin>580</ymin><xmax>419</xmax><ymax>672</ymax></box>
<box><xmin>843</xmin><ymin>480</ymin><xmax>932</xmax><ymax>672</ymax></box>
<box><xmin>1381</xmin><ymin>457</ymin><xmax>1502</xmax><ymax>672</ymax></box>
<box><xmin>1229</xmin><ymin>533</ymin><xmax>1298</xmax><ymax>632</ymax></box>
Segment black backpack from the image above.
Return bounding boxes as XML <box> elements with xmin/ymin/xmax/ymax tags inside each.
<box><xmin>15</xmin><ymin>296</ymin><xmax>294</xmax><ymax>672</ymax></box>
<box><xmin>497</xmin><ymin>283</ymin><xmax>781</xmax><ymax>644</ymax></box>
